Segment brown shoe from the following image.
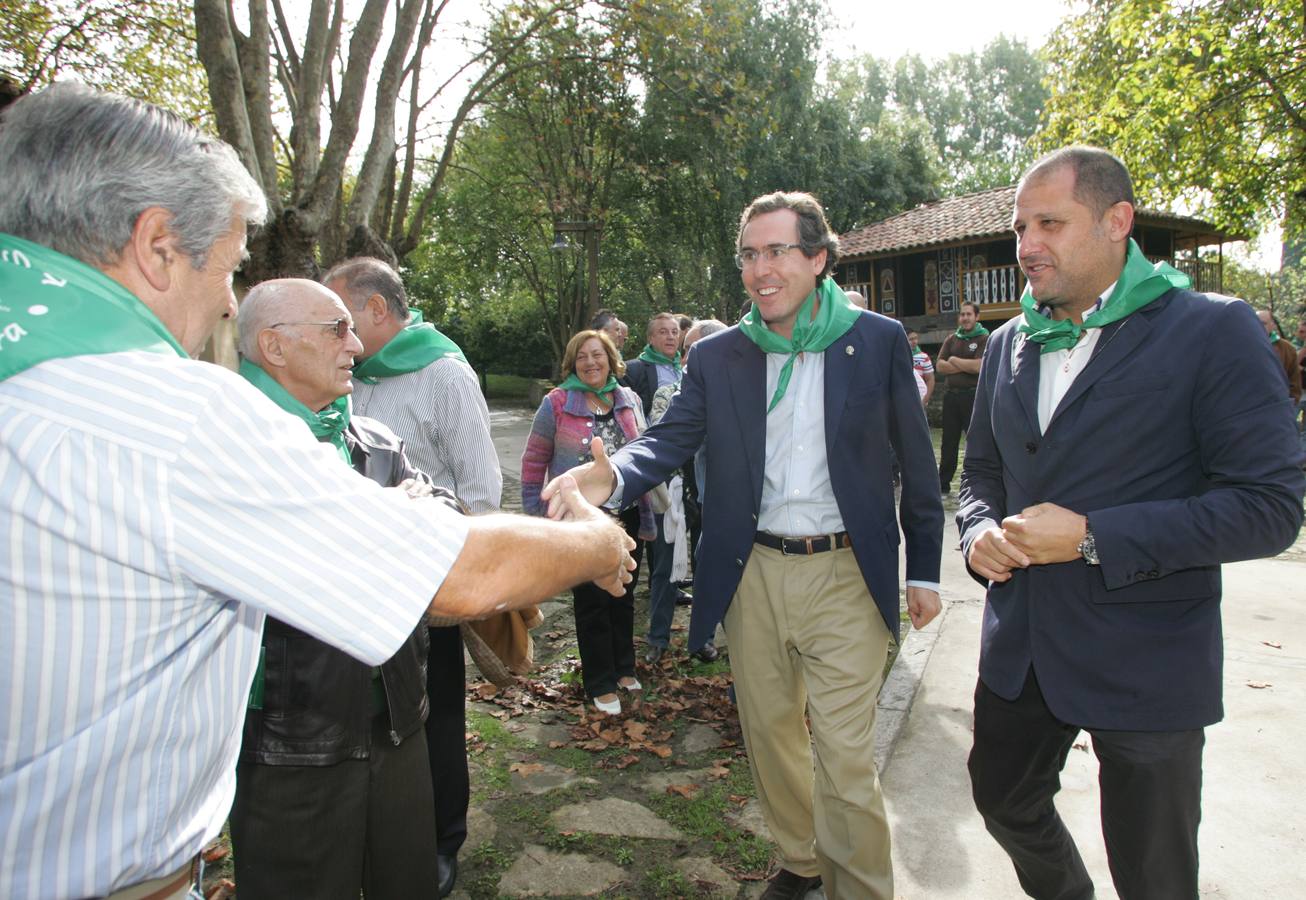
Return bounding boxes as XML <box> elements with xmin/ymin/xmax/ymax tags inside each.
<box><xmin>759</xmin><ymin>869</ymin><xmax>822</xmax><ymax>900</ymax></box>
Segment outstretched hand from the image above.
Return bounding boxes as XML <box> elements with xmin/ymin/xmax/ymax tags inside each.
<box><xmin>542</xmin><ymin>436</ymin><xmax>618</xmax><ymax>519</ymax></box>
<box><xmin>549</xmin><ymin>472</ymin><xmax>636</xmax><ymax>596</ymax></box>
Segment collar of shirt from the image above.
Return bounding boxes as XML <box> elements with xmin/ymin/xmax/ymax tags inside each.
<box><xmin>1036</xmin><ymin>281</ymin><xmax>1116</xmax><ymax>433</ymax></box>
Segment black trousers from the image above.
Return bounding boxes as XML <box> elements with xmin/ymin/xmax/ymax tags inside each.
<box><xmin>968</xmin><ymin>671</ymin><xmax>1204</xmax><ymax>900</ymax></box>
<box><xmin>230</xmin><ymin>717</ymin><xmax>438</xmax><ymax>899</ymax></box>
<box><xmin>426</xmin><ymin>623</ymin><xmax>468</xmax><ymax>857</ymax></box>
<box><xmin>574</xmin><ymin>506</ymin><xmax>643</xmax><ymax>698</ymax></box>
<box><xmin>939</xmin><ymin>387</ymin><xmax>976</xmax><ymax>491</ymax></box>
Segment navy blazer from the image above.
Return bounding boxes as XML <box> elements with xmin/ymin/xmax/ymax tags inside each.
<box><xmin>958</xmin><ymin>289</ymin><xmax>1304</xmax><ymax>731</ymax></box>
<box><xmin>619</xmin><ymin>358</ymin><xmax>659</xmax><ymax>420</ymax></box>
<box><xmin>611</xmin><ymin>312</ymin><xmax>944</xmax><ymax>651</ymax></box>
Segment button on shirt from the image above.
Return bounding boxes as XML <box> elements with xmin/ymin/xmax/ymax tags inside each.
<box><xmin>1037</xmin><ymin>283</ymin><xmax>1114</xmax><ymax>434</ymax></box>
<box><xmin>758</xmin><ymin>352</ymin><xmax>841</xmax><ymax>536</ymax></box>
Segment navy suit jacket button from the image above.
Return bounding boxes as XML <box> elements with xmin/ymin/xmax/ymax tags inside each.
<box><xmin>1025</xmin><ymin>441</ymin><xmax>1038</xmax><ymax>454</ymax></box>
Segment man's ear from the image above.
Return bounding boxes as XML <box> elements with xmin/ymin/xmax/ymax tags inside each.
<box><xmin>1105</xmin><ymin>201</ymin><xmax>1135</xmax><ymax>244</ymax></box>
<box><xmin>128</xmin><ymin>207</ymin><xmax>182</xmax><ymax>293</ymax></box>
<box><xmin>366</xmin><ymin>293</ymin><xmax>389</xmax><ymax>324</ymax></box>
<box><xmin>257</xmin><ymin>327</ymin><xmax>289</xmax><ymax>370</ymax></box>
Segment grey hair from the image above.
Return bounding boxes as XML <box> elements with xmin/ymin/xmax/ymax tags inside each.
<box><xmin>322</xmin><ymin>256</ymin><xmax>410</xmax><ymax>321</ymax></box>
<box><xmin>237</xmin><ymin>279</ymin><xmax>323</xmax><ymax>362</ymax></box>
<box><xmin>688</xmin><ymin>318</ymin><xmax>727</xmax><ymax>340</ymax></box>
<box><xmin>0</xmin><ymin>83</ymin><xmax>267</xmax><ymax>269</ymax></box>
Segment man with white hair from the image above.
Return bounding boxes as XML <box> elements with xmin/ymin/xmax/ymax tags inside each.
<box><xmin>230</xmin><ymin>278</ymin><xmax>449</xmax><ymax>898</ymax></box>
<box><xmin>0</xmin><ymin>85</ymin><xmax>632</xmax><ymax>900</ymax></box>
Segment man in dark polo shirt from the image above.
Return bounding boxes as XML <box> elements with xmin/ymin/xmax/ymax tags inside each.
<box><xmin>936</xmin><ymin>300</ymin><xmax>988</xmax><ymax>493</ymax></box>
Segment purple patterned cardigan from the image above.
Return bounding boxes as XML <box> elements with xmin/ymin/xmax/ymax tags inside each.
<box><xmin>520</xmin><ymin>385</ymin><xmax>656</xmax><ymax>541</ymax></box>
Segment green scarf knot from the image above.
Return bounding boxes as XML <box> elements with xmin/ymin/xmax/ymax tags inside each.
<box><xmin>353</xmin><ymin>309</ymin><xmax>466</xmax><ymax>383</ymax></box>
<box><xmin>954</xmin><ymin>323</ymin><xmax>989</xmax><ymax>339</ymax></box>
<box><xmin>637</xmin><ymin>344</ymin><xmax>681</xmax><ymax>374</ymax></box>
<box><xmin>1018</xmin><ymin>239</ymin><xmax>1190</xmax><ymax>354</ymax></box>
<box><xmin>737</xmin><ymin>277</ymin><xmax>861</xmax><ymax>412</ymax></box>
<box><xmin>557</xmin><ymin>373</ymin><xmax>619</xmax><ymax>399</ymax></box>
<box><xmin>239</xmin><ymin>359</ymin><xmax>352</xmax><ymax>466</ymax></box>
<box><xmin>0</xmin><ymin>232</ymin><xmax>186</xmax><ymax>381</ymax></box>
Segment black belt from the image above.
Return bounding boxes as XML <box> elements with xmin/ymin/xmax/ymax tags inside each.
<box><xmin>754</xmin><ymin>531</ymin><xmax>852</xmax><ymax>555</ymax></box>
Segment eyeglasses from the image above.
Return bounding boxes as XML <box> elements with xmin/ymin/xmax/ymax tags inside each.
<box><xmin>734</xmin><ymin>243</ymin><xmax>804</xmax><ymax>269</ymax></box>
<box><xmin>271</xmin><ymin>318</ymin><xmax>353</xmax><ymax>339</ymax></box>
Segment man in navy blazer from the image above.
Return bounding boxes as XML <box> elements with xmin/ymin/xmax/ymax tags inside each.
<box><xmin>546</xmin><ymin>191</ymin><xmax>943</xmax><ymax>899</ymax></box>
<box><xmin>959</xmin><ymin>147</ymin><xmax>1304</xmax><ymax>900</ymax></box>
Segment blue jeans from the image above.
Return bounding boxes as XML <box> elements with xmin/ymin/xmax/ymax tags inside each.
<box><xmin>645</xmin><ymin>513</ymin><xmax>676</xmax><ymax>649</ymax></box>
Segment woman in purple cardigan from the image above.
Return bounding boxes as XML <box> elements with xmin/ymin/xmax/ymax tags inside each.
<box><xmin>521</xmin><ymin>330</ymin><xmax>656</xmax><ymax>715</ymax></box>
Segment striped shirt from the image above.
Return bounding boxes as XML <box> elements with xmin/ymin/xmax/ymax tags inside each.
<box><xmin>0</xmin><ymin>351</ymin><xmax>470</xmax><ymax>900</ymax></box>
<box><xmin>351</xmin><ymin>356</ymin><xmax>502</xmax><ymax>513</ymax></box>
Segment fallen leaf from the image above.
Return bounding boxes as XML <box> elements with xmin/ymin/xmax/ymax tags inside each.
<box><xmin>613</xmin><ymin>754</ymin><xmax>640</xmax><ymax>769</ymax></box>
<box><xmin>650</xmin><ymin>744</ymin><xmax>673</xmax><ymax>759</ymax></box>
<box><xmin>1261</xmin><ymin>641</ymin><xmax>1283</xmax><ymax>649</ymax></box>
<box><xmin>475</xmin><ymin>683</ymin><xmax>500</xmax><ymax>699</ymax></box>
<box><xmin>1247</xmin><ymin>681</ymin><xmax>1273</xmax><ymax>689</ymax></box>
<box><xmin>548</xmin><ymin>741</ymin><xmax>566</xmax><ymax>749</ymax></box>
<box><xmin>667</xmin><ymin>783</ymin><xmax>700</xmax><ymax>798</ymax></box>
<box><xmin>509</xmin><ymin>762</ymin><xmax>545</xmax><ymax>776</ymax></box>
<box><xmin>624</xmin><ymin>721</ymin><xmax>649</xmax><ymax>740</ymax></box>
<box><xmin>200</xmin><ymin>842</ymin><xmax>229</xmax><ymax>863</ymax></box>
<box><xmin>205</xmin><ymin>880</ymin><xmax>236</xmax><ymax>900</ymax></box>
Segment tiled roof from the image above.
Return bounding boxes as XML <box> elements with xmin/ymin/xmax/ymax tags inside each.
<box><xmin>838</xmin><ymin>185</ymin><xmax>1233</xmax><ymax>258</ymax></box>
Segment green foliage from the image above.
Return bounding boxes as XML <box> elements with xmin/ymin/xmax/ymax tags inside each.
<box><xmin>0</xmin><ymin>0</ymin><xmax>209</xmax><ymax>121</ymax></box>
<box><xmin>1224</xmin><ymin>257</ymin><xmax>1306</xmax><ymax>320</ymax></box>
<box><xmin>833</xmin><ymin>35</ymin><xmax>1049</xmax><ymax>195</ymax></box>
<box><xmin>1040</xmin><ymin>0</ymin><xmax>1306</xmax><ymax>237</ymax></box>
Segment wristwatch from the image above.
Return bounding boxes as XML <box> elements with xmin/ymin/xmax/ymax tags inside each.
<box><xmin>1078</xmin><ymin>523</ymin><xmax>1100</xmax><ymax>566</ymax></box>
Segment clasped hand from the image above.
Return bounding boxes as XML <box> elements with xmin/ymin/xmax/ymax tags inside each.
<box><xmin>967</xmin><ymin>502</ymin><xmax>1087</xmax><ymax>582</ymax></box>
<box><xmin>542</xmin><ymin>450</ymin><xmax>635</xmax><ymax>596</ymax></box>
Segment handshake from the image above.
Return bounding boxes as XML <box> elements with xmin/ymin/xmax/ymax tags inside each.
<box><xmin>540</xmin><ymin>436</ymin><xmax>632</xmax><ymax>597</ymax></box>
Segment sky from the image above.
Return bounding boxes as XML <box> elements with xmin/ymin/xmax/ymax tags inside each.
<box><xmin>821</xmin><ymin>0</ymin><xmax>1074</xmax><ymax>60</ymax></box>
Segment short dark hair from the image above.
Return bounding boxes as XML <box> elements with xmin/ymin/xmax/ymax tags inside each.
<box><xmin>960</xmin><ymin>300</ymin><xmax>981</xmax><ymax>316</ymax></box>
<box><xmin>322</xmin><ymin>256</ymin><xmax>409</xmax><ymax>321</ymax></box>
<box><xmin>737</xmin><ymin>191</ymin><xmax>839</xmax><ymax>280</ymax></box>
<box><xmin>1022</xmin><ymin>146</ymin><xmax>1135</xmax><ymax>219</ymax></box>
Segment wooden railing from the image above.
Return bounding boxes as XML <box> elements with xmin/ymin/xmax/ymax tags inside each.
<box><xmin>962</xmin><ymin>264</ymin><xmax>1023</xmax><ymax>306</ymax></box>
<box><xmin>1149</xmin><ymin>257</ymin><xmax>1223</xmax><ymax>293</ymax></box>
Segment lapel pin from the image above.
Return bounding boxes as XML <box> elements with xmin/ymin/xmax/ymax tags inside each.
<box><xmin>845</xmin><ymin>345</ymin><xmax>854</xmax><ymax>355</ymax></box>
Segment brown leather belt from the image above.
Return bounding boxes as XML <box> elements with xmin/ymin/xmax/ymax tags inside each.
<box><xmin>754</xmin><ymin>531</ymin><xmax>852</xmax><ymax>555</ymax></box>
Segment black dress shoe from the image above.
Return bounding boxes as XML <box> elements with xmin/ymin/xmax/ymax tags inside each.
<box><xmin>643</xmin><ymin>645</ymin><xmax>665</xmax><ymax>664</ymax></box>
<box><xmin>674</xmin><ymin>588</ymin><xmax>693</xmax><ymax>606</ymax></box>
<box><xmin>436</xmin><ymin>853</ymin><xmax>457</xmax><ymax>898</ymax></box>
<box><xmin>691</xmin><ymin>642</ymin><xmax>719</xmax><ymax>663</ymax></box>
<box><xmin>759</xmin><ymin>868</ymin><xmax>821</xmax><ymax>900</ymax></box>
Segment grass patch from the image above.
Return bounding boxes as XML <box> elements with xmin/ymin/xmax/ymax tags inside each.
<box><xmin>485</xmin><ymin>373</ymin><xmax>541</xmax><ymax>401</ymax></box>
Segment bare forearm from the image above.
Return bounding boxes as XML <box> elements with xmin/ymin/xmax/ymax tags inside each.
<box><xmin>428</xmin><ymin>513</ymin><xmax>624</xmax><ymax>619</ymax></box>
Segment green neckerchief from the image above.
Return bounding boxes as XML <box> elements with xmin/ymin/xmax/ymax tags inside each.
<box><xmin>0</xmin><ymin>232</ymin><xmax>186</xmax><ymax>381</ymax></box>
<box><xmin>1268</xmin><ymin>330</ymin><xmax>1282</xmax><ymax>343</ymax></box>
<box><xmin>558</xmin><ymin>372</ymin><xmax>619</xmax><ymax>399</ymax></box>
<box><xmin>352</xmin><ymin>309</ymin><xmax>466</xmax><ymax>383</ymax></box>
<box><xmin>1018</xmin><ymin>238</ymin><xmax>1190</xmax><ymax>354</ymax></box>
<box><xmin>239</xmin><ymin>358</ymin><xmax>352</xmax><ymax>466</ymax></box>
<box><xmin>637</xmin><ymin>343</ymin><xmax>681</xmax><ymax>375</ymax></box>
<box><xmin>911</xmin><ymin>344</ymin><xmax>923</xmax><ymax>355</ymax></box>
<box><xmin>738</xmin><ymin>277</ymin><xmax>861</xmax><ymax>412</ymax></box>
<box><xmin>954</xmin><ymin>323</ymin><xmax>990</xmax><ymax>340</ymax></box>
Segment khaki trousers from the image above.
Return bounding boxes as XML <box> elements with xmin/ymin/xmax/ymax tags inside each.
<box><xmin>725</xmin><ymin>543</ymin><xmax>893</xmax><ymax>900</ymax></box>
